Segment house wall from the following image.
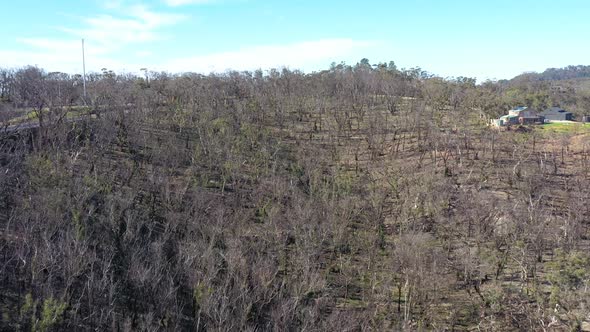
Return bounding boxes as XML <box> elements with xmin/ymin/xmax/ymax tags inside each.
<box><xmin>520</xmin><ymin>110</ymin><xmax>538</xmax><ymax>118</ymax></box>
<box><xmin>503</xmin><ymin>116</ymin><xmax>519</xmax><ymax>125</ymax></box>
<box><xmin>519</xmin><ymin>117</ymin><xmax>542</xmax><ymax>125</ymax></box>
<box><xmin>544</xmin><ymin>113</ymin><xmax>573</xmax><ymax>121</ymax></box>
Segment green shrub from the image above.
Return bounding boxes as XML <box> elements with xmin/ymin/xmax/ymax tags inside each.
<box><xmin>35</xmin><ymin>297</ymin><xmax>67</xmax><ymax>332</ymax></box>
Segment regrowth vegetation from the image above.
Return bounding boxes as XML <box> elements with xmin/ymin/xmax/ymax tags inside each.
<box><xmin>1</xmin><ymin>61</ymin><xmax>590</xmax><ymax>331</ymax></box>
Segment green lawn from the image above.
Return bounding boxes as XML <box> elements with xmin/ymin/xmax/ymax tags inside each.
<box><xmin>538</xmin><ymin>122</ymin><xmax>590</xmax><ymax>134</ymax></box>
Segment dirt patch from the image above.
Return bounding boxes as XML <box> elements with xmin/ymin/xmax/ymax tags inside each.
<box><xmin>569</xmin><ymin>133</ymin><xmax>590</xmax><ymax>152</ymax></box>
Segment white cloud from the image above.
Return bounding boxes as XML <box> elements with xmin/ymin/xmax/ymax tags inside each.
<box><xmin>135</xmin><ymin>50</ymin><xmax>153</xmax><ymax>57</ymax></box>
<box><xmin>0</xmin><ymin>48</ymin><xmax>125</xmax><ymax>74</ymax></box>
<box><xmin>19</xmin><ymin>38</ymin><xmax>87</xmax><ymax>54</ymax></box>
<box><xmin>4</xmin><ymin>1</ymin><xmax>376</xmax><ymax>76</ymax></box>
<box><xmin>2</xmin><ymin>38</ymin><xmax>376</xmax><ymax>75</ymax></box>
<box><xmin>164</xmin><ymin>0</ymin><xmax>215</xmax><ymax>6</ymax></box>
<box><xmin>3</xmin><ymin>4</ymin><xmax>185</xmax><ymax>73</ymax></box>
<box><xmin>160</xmin><ymin>39</ymin><xmax>376</xmax><ymax>73</ymax></box>
<box><xmin>61</xmin><ymin>5</ymin><xmax>186</xmax><ymax>52</ymax></box>
<box><xmin>102</xmin><ymin>0</ymin><xmax>124</xmax><ymax>10</ymax></box>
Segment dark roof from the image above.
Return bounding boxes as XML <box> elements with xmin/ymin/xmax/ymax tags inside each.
<box><xmin>541</xmin><ymin>107</ymin><xmax>572</xmax><ymax>115</ymax></box>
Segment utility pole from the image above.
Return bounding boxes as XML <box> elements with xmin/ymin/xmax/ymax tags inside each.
<box><xmin>82</xmin><ymin>38</ymin><xmax>87</xmax><ymax>103</ymax></box>
<box><xmin>140</xmin><ymin>67</ymin><xmax>149</xmax><ymax>85</ymax></box>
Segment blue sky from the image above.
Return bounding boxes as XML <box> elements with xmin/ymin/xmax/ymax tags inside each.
<box><xmin>1</xmin><ymin>0</ymin><xmax>589</xmax><ymax>80</ymax></box>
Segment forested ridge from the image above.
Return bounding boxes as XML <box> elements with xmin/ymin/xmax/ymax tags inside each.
<box><xmin>1</xmin><ymin>62</ymin><xmax>590</xmax><ymax>331</ymax></box>
<box><xmin>512</xmin><ymin>65</ymin><xmax>590</xmax><ymax>82</ymax></box>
